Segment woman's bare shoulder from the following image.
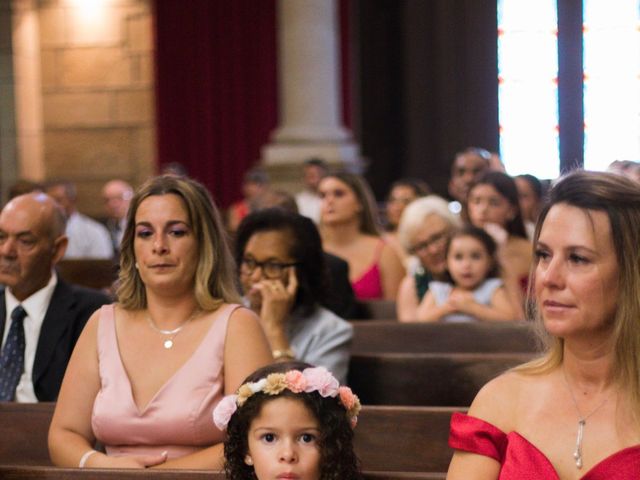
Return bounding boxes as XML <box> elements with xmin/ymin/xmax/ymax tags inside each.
<box><xmin>467</xmin><ymin>370</ymin><xmax>533</xmax><ymax>432</ymax></box>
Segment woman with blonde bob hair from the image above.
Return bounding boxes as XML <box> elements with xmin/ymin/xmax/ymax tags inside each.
<box><xmin>49</xmin><ymin>175</ymin><xmax>272</xmax><ymax>469</ymax></box>
<box><xmin>447</xmin><ymin>170</ymin><xmax>640</xmax><ymax>479</ymax></box>
<box><xmin>319</xmin><ymin>171</ymin><xmax>405</xmax><ymax>301</ymax></box>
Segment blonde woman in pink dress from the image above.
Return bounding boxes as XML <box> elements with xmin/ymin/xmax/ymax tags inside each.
<box><xmin>49</xmin><ymin>175</ymin><xmax>272</xmax><ymax>469</ymax></box>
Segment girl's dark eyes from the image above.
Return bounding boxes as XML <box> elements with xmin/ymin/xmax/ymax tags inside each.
<box><xmin>300</xmin><ymin>433</ymin><xmax>316</xmax><ymax>443</ymax></box>
<box><xmin>262</xmin><ymin>433</ymin><xmax>276</xmax><ymax>443</ymax></box>
<box><xmin>136</xmin><ymin>229</ymin><xmax>152</xmax><ymax>238</ymax></box>
<box><xmin>169</xmin><ymin>229</ymin><xmax>188</xmax><ymax>237</ymax></box>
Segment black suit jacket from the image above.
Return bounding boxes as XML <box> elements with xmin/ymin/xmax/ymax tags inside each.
<box><xmin>0</xmin><ymin>280</ymin><xmax>111</xmax><ymax>401</ymax></box>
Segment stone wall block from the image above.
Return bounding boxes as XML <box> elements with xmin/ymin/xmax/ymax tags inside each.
<box><xmin>133</xmin><ymin>53</ymin><xmax>153</xmax><ymax>85</ymax></box>
<box><xmin>131</xmin><ymin>126</ymin><xmax>156</xmax><ymax>174</ymax></box>
<box><xmin>65</xmin><ymin>7</ymin><xmax>123</xmax><ymax>46</ymax></box>
<box><xmin>38</xmin><ymin>7</ymin><xmax>64</xmax><ymax>47</ymax></box>
<box><xmin>40</xmin><ymin>49</ymin><xmax>57</xmax><ymax>87</ymax></box>
<box><xmin>44</xmin><ymin>128</ymin><xmax>133</xmax><ymax>176</ymax></box>
<box><xmin>114</xmin><ymin>89</ymin><xmax>152</xmax><ymax>124</ymax></box>
<box><xmin>126</xmin><ymin>13</ymin><xmax>151</xmax><ymax>53</ymax></box>
<box><xmin>43</xmin><ymin>92</ymin><xmax>112</xmax><ymax>127</ymax></box>
<box><xmin>59</xmin><ymin>47</ymin><xmax>132</xmax><ymax>88</ymax></box>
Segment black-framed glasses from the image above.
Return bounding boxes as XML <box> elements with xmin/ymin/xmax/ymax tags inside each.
<box><xmin>240</xmin><ymin>257</ymin><xmax>298</xmax><ymax>279</ymax></box>
<box><xmin>408</xmin><ymin>230</ymin><xmax>449</xmax><ymax>255</ymax></box>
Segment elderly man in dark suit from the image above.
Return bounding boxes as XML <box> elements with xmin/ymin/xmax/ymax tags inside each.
<box><xmin>0</xmin><ymin>192</ymin><xmax>110</xmax><ymax>402</ymax></box>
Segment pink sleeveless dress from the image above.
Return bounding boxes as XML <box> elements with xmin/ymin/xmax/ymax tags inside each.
<box><xmin>351</xmin><ymin>240</ymin><xmax>385</xmax><ymax>300</ymax></box>
<box><xmin>92</xmin><ymin>303</ymin><xmax>238</xmax><ymax>459</ymax></box>
<box><xmin>449</xmin><ymin>412</ymin><xmax>640</xmax><ymax>479</ymax></box>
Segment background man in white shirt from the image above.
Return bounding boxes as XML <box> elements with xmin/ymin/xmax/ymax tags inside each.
<box><xmin>45</xmin><ymin>180</ymin><xmax>113</xmax><ymax>259</ymax></box>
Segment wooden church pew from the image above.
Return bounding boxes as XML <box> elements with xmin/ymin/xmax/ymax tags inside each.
<box><xmin>0</xmin><ymin>403</ymin><xmax>458</xmax><ymax>475</ymax></box>
<box><xmin>56</xmin><ymin>259</ymin><xmax>119</xmax><ymax>291</ymax></box>
<box><xmin>348</xmin><ymin>352</ymin><xmax>533</xmax><ymax>406</ymax></box>
<box><xmin>0</xmin><ymin>466</ymin><xmax>445</xmax><ymax>480</ymax></box>
<box><xmin>350</xmin><ymin>320</ymin><xmax>539</xmax><ymax>354</ymax></box>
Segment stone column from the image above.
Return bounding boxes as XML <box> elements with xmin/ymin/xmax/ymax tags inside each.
<box><xmin>0</xmin><ymin>0</ymin><xmax>19</xmax><ymax>201</ymax></box>
<box><xmin>262</xmin><ymin>0</ymin><xmax>361</xmax><ymax>190</ymax></box>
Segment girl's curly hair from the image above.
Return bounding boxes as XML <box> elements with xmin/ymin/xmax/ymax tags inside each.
<box><xmin>223</xmin><ymin>361</ymin><xmax>362</xmax><ymax>480</ymax></box>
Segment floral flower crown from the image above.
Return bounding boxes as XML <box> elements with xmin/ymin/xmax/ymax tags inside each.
<box><xmin>213</xmin><ymin>366</ymin><xmax>361</xmax><ymax>430</ymax></box>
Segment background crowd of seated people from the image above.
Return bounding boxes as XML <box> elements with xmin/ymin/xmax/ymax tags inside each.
<box><xmin>2</xmin><ymin>154</ymin><xmax>640</xmax><ymax>476</ymax></box>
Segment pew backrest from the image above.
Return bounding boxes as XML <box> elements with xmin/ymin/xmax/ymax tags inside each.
<box><xmin>351</xmin><ymin>321</ymin><xmax>539</xmax><ymax>354</ymax></box>
<box><xmin>0</xmin><ymin>402</ymin><xmax>53</xmax><ymax>466</ymax></box>
<box><xmin>0</xmin><ymin>403</ymin><xmax>455</xmax><ymax>475</ymax></box>
<box><xmin>348</xmin><ymin>352</ymin><xmax>534</xmax><ymax>406</ymax></box>
<box><xmin>0</xmin><ymin>466</ymin><xmax>445</xmax><ymax>479</ymax></box>
<box><xmin>56</xmin><ymin>259</ymin><xmax>119</xmax><ymax>291</ymax></box>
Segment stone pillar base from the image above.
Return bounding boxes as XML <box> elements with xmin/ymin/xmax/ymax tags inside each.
<box><xmin>261</xmin><ymin>140</ymin><xmax>363</xmax><ymax>193</ymax></box>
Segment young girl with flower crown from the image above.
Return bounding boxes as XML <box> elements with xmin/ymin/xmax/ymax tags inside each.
<box><xmin>213</xmin><ymin>362</ymin><xmax>362</xmax><ymax>480</ymax></box>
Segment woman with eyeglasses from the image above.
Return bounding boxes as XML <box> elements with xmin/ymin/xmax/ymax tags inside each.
<box><xmin>396</xmin><ymin>195</ymin><xmax>462</xmax><ymax>321</ymax></box>
<box><xmin>235</xmin><ymin>208</ymin><xmax>353</xmax><ymax>383</ymax></box>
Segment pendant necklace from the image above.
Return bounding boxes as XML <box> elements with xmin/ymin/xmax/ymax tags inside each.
<box><xmin>562</xmin><ymin>368</ymin><xmax>610</xmax><ymax>469</ymax></box>
<box><xmin>147</xmin><ymin>309</ymin><xmax>199</xmax><ymax>349</ymax></box>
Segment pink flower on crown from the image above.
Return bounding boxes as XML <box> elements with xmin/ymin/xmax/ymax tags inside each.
<box><xmin>285</xmin><ymin>370</ymin><xmax>308</xmax><ymax>393</ymax></box>
<box><xmin>338</xmin><ymin>386</ymin><xmax>356</xmax><ymax>410</ymax></box>
<box><xmin>213</xmin><ymin>394</ymin><xmax>238</xmax><ymax>430</ymax></box>
<box><xmin>302</xmin><ymin>366</ymin><xmax>339</xmax><ymax>397</ymax></box>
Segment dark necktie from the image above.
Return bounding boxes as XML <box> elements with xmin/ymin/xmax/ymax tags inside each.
<box><xmin>0</xmin><ymin>306</ymin><xmax>28</xmax><ymax>401</ymax></box>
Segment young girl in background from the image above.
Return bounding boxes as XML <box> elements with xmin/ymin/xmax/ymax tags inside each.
<box><xmin>404</xmin><ymin>226</ymin><xmax>516</xmax><ymax>323</ymax></box>
<box><xmin>214</xmin><ymin>362</ymin><xmax>362</xmax><ymax>480</ymax></box>
<box><xmin>466</xmin><ymin>171</ymin><xmax>532</xmax><ymax>319</ymax></box>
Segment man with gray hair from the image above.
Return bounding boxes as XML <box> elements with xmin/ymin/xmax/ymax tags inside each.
<box><xmin>101</xmin><ymin>179</ymin><xmax>133</xmax><ymax>255</ymax></box>
<box><xmin>0</xmin><ymin>193</ymin><xmax>110</xmax><ymax>401</ymax></box>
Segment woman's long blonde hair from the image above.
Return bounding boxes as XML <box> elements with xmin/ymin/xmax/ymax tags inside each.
<box><xmin>116</xmin><ymin>175</ymin><xmax>241</xmax><ymax>310</ymax></box>
<box><xmin>516</xmin><ymin>170</ymin><xmax>640</xmax><ymax>411</ymax></box>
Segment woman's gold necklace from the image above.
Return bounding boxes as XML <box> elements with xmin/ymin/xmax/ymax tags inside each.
<box><xmin>562</xmin><ymin>368</ymin><xmax>610</xmax><ymax>469</ymax></box>
<box><xmin>147</xmin><ymin>309</ymin><xmax>199</xmax><ymax>349</ymax></box>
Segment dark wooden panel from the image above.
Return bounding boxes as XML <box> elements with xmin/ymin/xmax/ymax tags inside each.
<box><xmin>348</xmin><ymin>352</ymin><xmax>533</xmax><ymax>405</ymax></box>
<box><xmin>56</xmin><ymin>260</ymin><xmax>119</xmax><ymax>291</ymax></box>
<box><xmin>351</xmin><ymin>321</ymin><xmax>539</xmax><ymax>353</ymax></box>
<box><xmin>0</xmin><ymin>403</ymin><xmax>455</xmax><ymax>475</ymax></box>
<box><xmin>0</xmin><ymin>467</ymin><xmax>446</xmax><ymax>479</ymax></box>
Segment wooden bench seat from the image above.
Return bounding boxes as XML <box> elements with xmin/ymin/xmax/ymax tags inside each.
<box><xmin>351</xmin><ymin>320</ymin><xmax>539</xmax><ymax>354</ymax></box>
<box><xmin>56</xmin><ymin>259</ymin><xmax>119</xmax><ymax>291</ymax></box>
<box><xmin>0</xmin><ymin>403</ymin><xmax>458</xmax><ymax>475</ymax></box>
<box><xmin>348</xmin><ymin>352</ymin><xmax>533</xmax><ymax>406</ymax></box>
<box><xmin>0</xmin><ymin>466</ymin><xmax>445</xmax><ymax>479</ymax></box>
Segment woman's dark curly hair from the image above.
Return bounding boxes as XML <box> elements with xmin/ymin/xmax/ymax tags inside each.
<box><xmin>443</xmin><ymin>225</ymin><xmax>500</xmax><ymax>283</ymax></box>
<box><xmin>235</xmin><ymin>208</ymin><xmax>329</xmax><ymax>316</ymax></box>
<box><xmin>224</xmin><ymin>361</ymin><xmax>362</xmax><ymax>480</ymax></box>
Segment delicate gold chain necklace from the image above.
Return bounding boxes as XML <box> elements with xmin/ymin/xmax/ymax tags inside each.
<box><xmin>561</xmin><ymin>368</ymin><xmax>610</xmax><ymax>469</ymax></box>
<box><xmin>146</xmin><ymin>309</ymin><xmax>199</xmax><ymax>349</ymax></box>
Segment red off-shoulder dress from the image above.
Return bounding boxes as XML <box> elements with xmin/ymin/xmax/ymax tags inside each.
<box><xmin>449</xmin><ymin>412</ymin><xmax>640</xmax><ymax>479</ymax></box>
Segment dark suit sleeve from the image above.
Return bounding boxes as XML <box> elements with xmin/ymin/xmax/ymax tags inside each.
<box><xmin>33</xmin><ymin>282</ymin><xmax>111</xmax><ymax>402</ymax></box>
